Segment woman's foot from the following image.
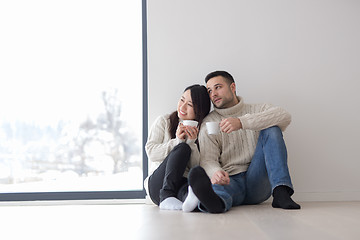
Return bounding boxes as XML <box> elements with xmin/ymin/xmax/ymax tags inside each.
<box><xmin>182</xmin><ymin>186</ymin><xmax>199</xmax><ymax>212</ymax></box>
<box><xmin>159</xmin><ymin>197</ymin><xmax>183</xmax><ymax>210</ymax></box>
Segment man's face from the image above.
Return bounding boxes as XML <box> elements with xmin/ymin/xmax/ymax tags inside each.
<box><xmin>206</xmin><ymin>76</ymin><xmax>237</xmax><ymax>109</ymax></box>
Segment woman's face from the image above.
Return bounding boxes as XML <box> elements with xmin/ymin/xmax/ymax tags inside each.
<box><xmin>177</xmin><ymin>89</ymin><xmax>196</xmax><ymax>120</ymax></box>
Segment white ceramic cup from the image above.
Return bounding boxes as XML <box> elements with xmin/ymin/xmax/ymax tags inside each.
<box><xmin>206</xmin><ymin>122</ymin><xmax>220</xmax><ymax>135</ymax></box>
<box><xmin>182</xmin><ymin>120</ymin><xmax>198</xmax><ymax>127</ymax></box>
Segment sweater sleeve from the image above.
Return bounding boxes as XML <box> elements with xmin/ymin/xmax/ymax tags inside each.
<box><xmin>198</xmin><ymin>124</ymin><xmax>223</xmax><ymax>178</ymax></box>
<box><xmin>239</xmin><ymin>104</ymin><xmax>292</xmax><ymax>131</ymax></box>
<box><xmin>145</xmin><ymin>115</ymin><xmax>182</xmax><ymax>163</ymax></box>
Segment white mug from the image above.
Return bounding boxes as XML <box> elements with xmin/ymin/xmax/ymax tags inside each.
<box><xmin>182</xmin><ymin>120</ymin><xmax>198</xmax><ymax>127</ymax></box>
<box><xmin>206</xmin><ymin>122</ymin><xmax>220</xmax><ymax>135</ymax></box>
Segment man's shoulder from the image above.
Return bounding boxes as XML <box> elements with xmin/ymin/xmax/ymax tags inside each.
<box><xmin>203</xmin><ymin>110</ymin><xmax>221</xmax><ymax>122</ymax></box>
<box><xmin>242</xmin><ymin>102</ymin><xmax>271</xmax><ymax>113</ymax></box>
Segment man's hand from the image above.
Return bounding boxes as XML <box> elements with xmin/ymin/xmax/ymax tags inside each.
<box><xmin>211</xmin><ymin>170</ymin><xmax>230</xmax><ymax>185</ymax></box>
<box><xmin>220</xmin><ymin>117</ymin><xmax>242</xmax><ymax>134</ymax></box>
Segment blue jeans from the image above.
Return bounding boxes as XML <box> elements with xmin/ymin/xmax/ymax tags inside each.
<box><xmin>203</xmin><ymin>126</ymin><xmax>294</xmax><ymax>212</ymax></box>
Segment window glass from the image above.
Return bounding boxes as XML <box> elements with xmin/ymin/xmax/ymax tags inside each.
<box><xmin>0</xmin><ymin>0</ymin><xmax>144</xmax><ymax>194</ymax></box>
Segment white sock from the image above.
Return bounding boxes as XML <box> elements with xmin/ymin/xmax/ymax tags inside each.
<box><xmin>182</xmin><ymin>186</ymin><xmax>199</xmax><ymax>212</ymax></box>
<box><xmin>159</xmin><ymin>197</ymin><xmax>183</xmax><ymax>210</ymax></box>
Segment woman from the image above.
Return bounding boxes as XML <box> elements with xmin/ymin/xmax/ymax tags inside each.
<box><xmin>144</xmin><ymin>84</ymin><xmax>210</xmax><ymax>210</ymax></box>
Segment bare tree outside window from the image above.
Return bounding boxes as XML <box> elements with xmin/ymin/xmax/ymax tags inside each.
<box><xmin>0</xmin><ymin>88</ymin><xmax>143</xmax><ymax>192</ymax></box>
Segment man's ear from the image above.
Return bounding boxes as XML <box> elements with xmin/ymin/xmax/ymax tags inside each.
<box><xmin>230</xmin><ymin>82</ymin><xmax>236</xmax><ymax>94</ymax></box>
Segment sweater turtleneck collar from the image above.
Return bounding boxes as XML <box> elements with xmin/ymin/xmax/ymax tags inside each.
<box><xmin>214</xmin><ymin>96</ymin><xmax>244</xmax><ymax>117</ymax></box>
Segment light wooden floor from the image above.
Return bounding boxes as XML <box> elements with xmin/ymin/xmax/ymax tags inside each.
<box><xmin>1</xmin><ymin>201</ymin><xmax>360</xmax><ymax>240</ymax></box>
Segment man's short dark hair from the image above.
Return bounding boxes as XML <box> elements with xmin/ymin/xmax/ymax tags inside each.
<box><xmin>205</xmin><ymin>71</ymin><xmax>235</xmax><ymax>84</ymax></box>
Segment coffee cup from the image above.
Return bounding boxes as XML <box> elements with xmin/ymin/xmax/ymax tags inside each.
<box><xmin>206</xmin><ymin>122</ymin><xmax>220</xmax><ymax>135</ymax></box>
<box><xmin>182</xmin><ymin>120</ymin><xmax>198</xmax><ymax>127</ymax></box>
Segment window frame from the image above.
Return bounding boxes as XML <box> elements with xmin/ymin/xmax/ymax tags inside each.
<box><xmin>0</xmin><ymin>0</ymin><xmax>148</xmax><ymax>202</ymax></box>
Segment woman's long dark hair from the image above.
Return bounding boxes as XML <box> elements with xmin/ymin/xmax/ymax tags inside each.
<box><xmin>168</xmin><ymin>84</ymin><xmax>211</xmax><ymax>138</ymax></box>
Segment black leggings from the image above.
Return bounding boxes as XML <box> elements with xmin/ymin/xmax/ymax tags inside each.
<box><xmin>148</xmin><ymin>142</ymin><xmax>191</xmax><ymax>205</ymax></box>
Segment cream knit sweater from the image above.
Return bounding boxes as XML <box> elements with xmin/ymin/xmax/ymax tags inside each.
<box><xmin>144</xmin><ymin>114</ymin><xmax>200</xmax><ymax>196</ymax></box>
<box><xmin>199</xmin><ymin>96</ymin><xmax>291</xmax><ymax>179</ymax></box>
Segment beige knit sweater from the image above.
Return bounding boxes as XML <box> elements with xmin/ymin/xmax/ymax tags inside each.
<box><xmin>144</xmin><ymin>114</ymin><xmax>200</xmax><ymax>196</ymax></box>
<box><xmin>199</xmin><ymin>96</ymin><xmax>291</xmax><ymax>179</ymax></box>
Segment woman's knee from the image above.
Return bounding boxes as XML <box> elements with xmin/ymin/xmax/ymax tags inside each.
<box><xmin>174</xmin><ymin>142</ymin><xmax>191</xmax><ymax>155</ymax></box>
<box><xmin>167</xmin><ymin>142</ymin><xmax>191</xmax><ymax>162</ymax></box>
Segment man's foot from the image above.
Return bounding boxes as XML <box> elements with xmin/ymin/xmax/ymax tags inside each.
<box><xmin>272</xmin><ymin>185</ymin><xmax>301</xmax><ymax>210</ymax></box>
<box><xmin>159</xmin><ymin>197</ymin><xmax>183</xmax><ymax>210</ymax></box>
<box><xmin>182</xmin><ymin>186</ymin><xmax>199</xmax><ymax>212</ymax></box>
<box><xmin>188</xmin><ymin>166</ymin><xmax>225</xmax><ymax>213</ymax></box>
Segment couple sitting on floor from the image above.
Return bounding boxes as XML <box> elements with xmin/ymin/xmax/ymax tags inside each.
<box><xmin>144</xmin><ymin>70</ymin><xmax>300</xmax><ymax>213</ymax></box>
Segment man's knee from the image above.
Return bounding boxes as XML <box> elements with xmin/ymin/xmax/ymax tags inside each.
<box><xmin>260</xmin><ymin>126</ymin><xmax>283</xmax><ymax>139</ymax></box>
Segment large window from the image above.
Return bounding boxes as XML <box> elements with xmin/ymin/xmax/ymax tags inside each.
<box><xmin>0</xmin><ymin>0</ymin><xmax>147</xmax><ymax>200</ymax></box>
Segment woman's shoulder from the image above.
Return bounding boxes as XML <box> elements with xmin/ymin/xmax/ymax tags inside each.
<box><xmin>151</xmin><ymin>114</ymin><xmax>171</xmax><ymax>128</ymax></box>
<box><xmin>154</xmin><ymin>114</ymin><xmax>170</xmax><ymax>123</ymax></box>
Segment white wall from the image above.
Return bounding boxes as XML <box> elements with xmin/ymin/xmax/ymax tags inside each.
<box><xmin>147</xmin><ymin>0</ymin><xmax>360</xmax><ymax>201</ymax></box>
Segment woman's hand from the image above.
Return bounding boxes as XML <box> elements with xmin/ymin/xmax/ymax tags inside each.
<box><xmin>176</xmin><ymin>123</ymin><xmax>187</xmax><ymax>140</ymax></box>
<box><xmin>185</xmin><ymin>126</ymin><xmax>199</xmax><ymax>140</ymax></box>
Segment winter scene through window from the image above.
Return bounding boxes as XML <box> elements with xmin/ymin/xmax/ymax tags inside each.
<box><xmin>0</xmin><ymin>1</ymin><xmax>143</xmax><ymax>193</ymax></box>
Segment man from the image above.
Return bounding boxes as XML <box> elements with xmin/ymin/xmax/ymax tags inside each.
<box><xmin>187</xmin><ymin>70</ymin><xmax>300</xmax><ymax>213</ymax></box>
